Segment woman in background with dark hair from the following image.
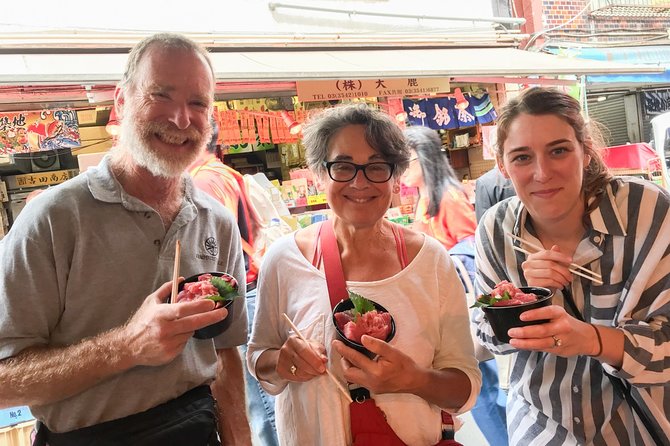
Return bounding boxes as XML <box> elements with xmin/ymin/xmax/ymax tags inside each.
<box><xmin>475</xmin><ymin>87</ymin><xmax>670</xmax><ymax>445</ymax></box>
<box><xmin>402</xmin><ymin>126</ymin><xmax>508</xmax><ymax>446</ymax></box>
<box><xmin>401</xmin><ymin>126</ymin><xmax>477</xmax><ymax>285</ymax></box>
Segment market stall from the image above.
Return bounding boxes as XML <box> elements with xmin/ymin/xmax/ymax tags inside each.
<box><xmin>601</xmin><ymin>142</ymin><xmax>666</xmax><ymax>189</ymax></box>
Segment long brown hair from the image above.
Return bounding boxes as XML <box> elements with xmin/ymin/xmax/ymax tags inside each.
<box><xmin>496</xmin><ymin>87</ymin><xmax>611</xmax><ymax>219</ymax></box>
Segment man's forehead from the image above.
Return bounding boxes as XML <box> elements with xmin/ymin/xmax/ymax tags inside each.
<box><xmin>131</xmin><ymin>52</ymin><xmax>213</xmax><ymax>98</ymax></box>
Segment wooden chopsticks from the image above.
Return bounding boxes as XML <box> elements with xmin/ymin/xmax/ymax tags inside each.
<box><xmin>282</xmin><ymin>313</ymin><xmax>353</xmax><ymax>403</ymax></box>
<box><xmin>170</xmin><ymin>240</ymin><xmax>181</xmax><ymax>303</ymax></box>
<box><xmin>506</xmin><ymin>232</ymin><xmax>603</xmax><ymax>285</ymax></box>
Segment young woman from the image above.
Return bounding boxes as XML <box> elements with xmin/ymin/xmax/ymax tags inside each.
<box><xmin>474</xmin><ymin>87</ymin><xmax>670</xmax><ymax>445</ymax></box>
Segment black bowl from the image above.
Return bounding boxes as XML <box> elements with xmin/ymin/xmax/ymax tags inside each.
<box><xmin>332</xmin><ymin>299</ymin><xmax>396</xmax><ymax>359</ymax></box>
<box><xmin>481</xmin><ymin>286</ymin><xmax>553</xmax><ymax>343</ymax></box>
<box><xmin>177</xmin><ymin>272</ymin><xmax>237</xmax><ymax>339</ymax></box>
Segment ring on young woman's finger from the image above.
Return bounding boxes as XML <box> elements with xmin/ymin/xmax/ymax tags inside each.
<box><xmin>552</xmin><ymin>335</ymin><xmax>562</xmax><ymax>347</ymax></box>
<box><xmin>290</xmin><ymin>364</ymin><xmax>297</xmax><ymax>376</ymax></box>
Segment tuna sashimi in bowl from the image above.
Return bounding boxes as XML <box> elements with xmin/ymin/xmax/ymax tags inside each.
<box><xmin>176</xmin><ymin>272</ymin><xmax>239</xmax><ymax>339</ymax></box>
<box><xmin>472</xmin><ymin>280</ymin><xmax>553</xmax><ymax>343</ymax></box>
<box><xmin>332</xmin><ymin>291</ymin><xmax>395</xmax><ymax>359</ymax></box>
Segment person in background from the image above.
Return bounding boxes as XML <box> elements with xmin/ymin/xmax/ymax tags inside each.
<box><xmin>25</xmin><ymin>188</ymin><xmax>46</xmax><ymax>204</ymax></box>
<box><xmin>189</xmin><ymin>122</ymin><xmax>279</xmax><ymax>446</ymax></box>
<box><xmin>402</xmin><ymin>126</ymin><xmax>508</xmax><ymax>446</ymax></box>
<box><xmin>401</xmin><ymin>126</ymin><xmax>477</xmax><ymax>285</ymax></box>
<box><xmin>247</xmin><ymin>104</ymin><xmax>481</xmax><ymax>445</ymax></box>
<box><xmin>0</xmin><ymin>33</ymin><xmax>250</xmax><ymax>445</ymax></box>
<box><xmin>475</xmin><ymin>87</ymin><xmax>670</xmax><ymax>445</ymax></box>
<box><xmin>474</xmin><ymin>166</ymin><xmax>515</xmax><ymax>223</ymax></box>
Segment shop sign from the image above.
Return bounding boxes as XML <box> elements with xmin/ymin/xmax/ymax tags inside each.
<box><xmin>0</xmin><ymin>109</ymin><xmax>80</xmax><ymax>155</ymax></box>
<box><xmin>297</xmin><ymin>78</ymin><xmax>451</xmax><ymax>102</ymax></box>
<box><xmin>214</xmin><ymin>107</ymin><xmax>303</xmax><ymax>146</ymax></box>
<box><xmin>5</xmin><ymin>169</ymin><xmax>78</xmax><ymax>190</ymax></box>
<box><xmin>643</xmin><ymin>90</ymin><xmax>670</xmax><ymax>116</ymax></box>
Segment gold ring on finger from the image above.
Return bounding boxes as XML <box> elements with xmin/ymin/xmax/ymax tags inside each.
<box><xmin>552</xmin><ymin>335</ymin><xmax>562</xmax><ymax>348</ymax></box>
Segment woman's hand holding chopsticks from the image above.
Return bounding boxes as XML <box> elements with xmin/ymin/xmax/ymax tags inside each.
<box><xmin>519</xmin><ymin>245</ymin><xmax>574</xmax><ymax>290</ymax></box>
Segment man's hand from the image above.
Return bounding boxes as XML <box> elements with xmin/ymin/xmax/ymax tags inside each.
<box><xmin>122</xmin><ymin>280</ymin><xmax>229</xmax><ymax>367</ymax></box>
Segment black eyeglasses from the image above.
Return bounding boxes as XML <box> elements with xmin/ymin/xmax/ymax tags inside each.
<box><xmin>323</xmin><ymin>161</ymin><xmax>395</xmax><ymax>183</ymax></box>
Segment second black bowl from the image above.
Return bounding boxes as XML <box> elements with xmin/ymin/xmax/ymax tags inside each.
<box><xmin>332</xmin><ymin>299</ymin><xmax>396</xmax><ymax>359</ymax></box>
<box><xmin>177</xmin><ymin>272</ymin><xmax>237</xmax><ymax>340</ymax></box>
<box><xmin>481</xmin><ymin>286</ymin><xmax>553</xmax><ymax>343</ymax></box>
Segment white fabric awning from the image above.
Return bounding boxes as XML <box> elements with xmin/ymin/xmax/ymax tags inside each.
<box><xmin>0</xmin><ymin>47</ymin><xmax>661</xmax><ymax>84</ymax></box>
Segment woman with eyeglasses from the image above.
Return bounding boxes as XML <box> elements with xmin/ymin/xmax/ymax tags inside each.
<box><xmin>246</xmin><ymin>104</ymin><xmax>481</xmax><ymax>446</ymax></box>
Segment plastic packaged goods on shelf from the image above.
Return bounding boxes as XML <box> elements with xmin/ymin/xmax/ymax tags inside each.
<box><xmin>0</xmin><ymin>420</ymin><xmax>34</xmax><ymax>446</ymax></box>
<box><xmin>294</xmin><ymin>210</ymin><xmax>331</xmax><ymax>228</ymax></box>
<box><xmin>388</xmin><ymin>215</ymin><xmax>412</xmax><ymax>226</ymax></box>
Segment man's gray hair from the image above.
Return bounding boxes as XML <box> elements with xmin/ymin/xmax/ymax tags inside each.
<box><xmin>302</xmin><ymin>103</ymin><xmax>410</xmax><ymax>178</ymax></box>
<box><xmin>119</xmin><ymin>33</ymin><xmax>215</xmax><ymax>89</ymax></box>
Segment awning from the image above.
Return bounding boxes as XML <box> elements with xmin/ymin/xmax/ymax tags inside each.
<box><xmin>0</xmin><ymin>47</ymin><xmax>661</xmax><ymax>84</ymax></box>
<box><xmin>544</xmin><ymin>45</ymin><xmax>670</xmax><ymax>84</ymax></box>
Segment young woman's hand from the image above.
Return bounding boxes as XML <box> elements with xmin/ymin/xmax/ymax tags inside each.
<box><xmin>506</xmin><ymin>305</ymin><xmax>600</xmax><ymax>358</ymax></box>
<box><xmin>521</xmin><ymin>245</ymin><xmax>573</xmax><ymax>290</ymax></box>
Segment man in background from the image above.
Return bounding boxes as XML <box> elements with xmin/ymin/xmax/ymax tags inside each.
<box><xmin>474</xmin><ymin>165</ymin><xmax>515</xmax><ymax>222</ymax></box>
<box><xmin>190</xmin><ymin>122</ymin><xmax>279</xmax><ymax>446</ymax></box>
<box><xmin>0</xmin><ymin>33</ymin><xmax>250</xmax><ymax>445</ymax></box>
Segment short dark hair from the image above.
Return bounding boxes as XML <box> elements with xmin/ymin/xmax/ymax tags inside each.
<box><xmin>302</xmin><ymin>103</ymin><xmax>409</xmax><ymax>178</ymax></box>
<box><xmin>206</xmin><ymin>118</ymin><xmax>219</xmax><ymax>154</ymax></box>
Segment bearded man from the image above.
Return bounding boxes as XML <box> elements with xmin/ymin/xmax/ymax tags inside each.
<box><xmin>0</xmin><ymin>34</ymin><xmax>251</xmax><ymax>446</ymax></box>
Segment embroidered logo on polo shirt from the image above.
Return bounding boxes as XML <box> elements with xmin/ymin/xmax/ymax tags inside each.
<box><xmin>204</xmin><ymin>237</ymin><xmax>219</xmax><ymax>256</ymax></box>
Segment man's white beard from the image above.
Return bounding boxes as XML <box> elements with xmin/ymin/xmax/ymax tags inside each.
<box><xmin>117</xmin><ymin>109</ymin><xmax>210</xmax><ymax>178</ymax></box>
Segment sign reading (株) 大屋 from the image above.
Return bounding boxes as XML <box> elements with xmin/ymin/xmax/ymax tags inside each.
<box><xmin>296</xmin><ymin>78</ymin><xmax>451</xmax><ymax>102</ymax></box>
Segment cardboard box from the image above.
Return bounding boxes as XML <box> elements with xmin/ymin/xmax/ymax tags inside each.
<box><xmin>0</xmin><ymin>181</ymin><xmax>7</xmax><ymax>202</ymax></box>
<box><xmin>0</xmin><ymin>420</ymin><xmax>34</xmax><ymax>446</ymax></box>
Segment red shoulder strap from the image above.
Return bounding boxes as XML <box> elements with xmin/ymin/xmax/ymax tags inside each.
<box><xmin>320</xmin><ymin>220</ymin><xmax>348</xmax><ymax>309</ymax></box>
<box><xmin>390</xmin><ymin>224</ymin><xmax>408</xmax><ymax>269</ymax></box>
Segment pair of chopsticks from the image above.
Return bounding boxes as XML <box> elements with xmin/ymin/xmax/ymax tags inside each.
<box><xmin>170</xmin><ymin>240</ymin><xmax>181</xmax><ymax>304</ymax></box>
<box><xmin>282</xmin><ymin>313</ymin><xmax>353</xmax><ymax>403</ymax></box>
<box><xmin>507</xmin><ymin>232</ymin><xmax>603</xmax><ymax>285</ymax></box>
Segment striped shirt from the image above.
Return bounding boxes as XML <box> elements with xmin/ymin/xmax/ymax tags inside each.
<box><xmin>474</xmin><ymin>177</ymin><xmax>670</xmax><ymax>446</ymax></box>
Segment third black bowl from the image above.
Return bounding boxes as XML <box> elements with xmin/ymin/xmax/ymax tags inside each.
<box><xmin>481</xmin><ymin>286</ymin><xmax>553</xmax><ymax>343</ymax></box>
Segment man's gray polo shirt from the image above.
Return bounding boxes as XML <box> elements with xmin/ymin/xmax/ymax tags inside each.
<box><xmin>0</xmin><ymin>156</ymin><xmax>247</xmax><ymax>432</ymax></box>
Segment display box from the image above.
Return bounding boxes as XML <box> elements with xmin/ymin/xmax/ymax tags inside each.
<box><xmin>0</xmin><ymin>180</ymin><xmax>7</xmax><ymax>202</ymax></box>
<box><xmin>0</xmin><ymin>420</ymin><xmax>34</xmax><ymax>446</ymax></box>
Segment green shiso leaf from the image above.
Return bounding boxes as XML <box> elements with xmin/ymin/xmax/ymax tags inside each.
<box><xmin>348</xmin><ymin>290</ymin><xmax>375</xmax><ymax>316</ymax></box>
<box><xmin>470</xmin><ymin>290</ymin><xmax>513</xmax><ymax>308</ymax></box>
<box><xmin>204</xmin><ymin>295</ymin><xmax>228</xmax><ymax>303</ymax></box>
<box><xmin>471</xmin><ymin>294</ymin><xmax>492</xmax><ymax>308</ymax></box>
<box><xmin>210</xmin><ymin>276</ymin><xmax>238</xmax><ymax>301</ymax></box>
